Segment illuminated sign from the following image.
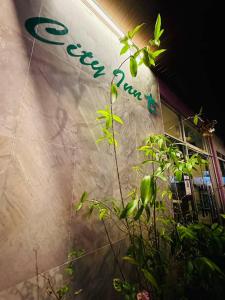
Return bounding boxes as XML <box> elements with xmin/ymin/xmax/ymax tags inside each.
<box><xmin>25</xmin><ymin>17</ymin><xmax>157</xmax><ymax>114</ymax></box>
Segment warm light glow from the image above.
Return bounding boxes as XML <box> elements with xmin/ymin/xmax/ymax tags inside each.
<box><xmin>80</xmin><ymin>0</ymin><xmax>124</xmax><ymax>38</ymax></box>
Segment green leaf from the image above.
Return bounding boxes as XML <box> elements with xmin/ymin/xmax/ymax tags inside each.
<box><xmin>155</xmin><ymin>173</ymin><xmax>167</xmax><ymax>181</ymax></box>
<box><xmin>220</xmin><ymin>214</ymin><xmax>225</xmax><ymax>219</ymax></box>
<box><xmin>57</xmin><ymin>285</ymin><xmax>70</xmax><ymax>297</ymax></box>
<box><xmin>149</xmin><ymin>38</ymin><xmax>160</xmax><ymax>47</ymax></box>
<box><xmin>120</xmin><ymin>36</ymin><xmax>128</xmax><ymax>44</ymax></box>
<box><xmin>130</xmin><ymin>56</ymin><xmax>138</xmax><ymax>77</ymax></box>
<box><xmin>120</xmin><ymin>197</ymin><xmax>138</xmax><ymax>219</ymax></box>
<box><xmin>111</xmin><ymin>83</ymin><xmax>118</xmax><ymax>103</ymax></box>
<box><xmin>154</xmin><ymin>14</ymin><xmax>162</xmax><ymax>40</ymax></box>
<box><xmin>80</xmin><ymin>191</ymin><xmax>88</xmax><ymax>203</ymax></box>
<box><xmin>158</xmin><ymin>137</ymin><xmax>164</xmax><ymax>148</ymax></box>
<box><xmin>96</xmin><ymin>116</ymin><xmax>106</xmax><ymax>120</ymax></box>
<box><xmin>96</xmin><ymin>136</ymin><xmax>106</xmax><ymax>144</ymax></box>
<box><xmin>113</xmin><ymin>278</ymin><xmax>123</xmax><ymax>292</ymax></box>
<box><xmin>142</xmin><ymin>49</ymin><xmax>151</xmax><ymax>68</ymax></box>
<box><xmin>97</xmin><ymin>110</ymin><xmax>110</xmax><ymax>117</ymax></box>
<box><xmin>149</xmin><ymin>57</ymin><xmax>156</xmax><ymax>66</ymax></box>
<box><xmin>99</xmin><ymin>208</ymin><xmax>107</xmax><ymax>220</ymax></box>
<box><xmin>140</xmin><ymin>176</ymin><xmax>154</xmax><ymax>207</ymax></box>
<box><xmin>133</xmin><ymin>49</ymin><xmax>142</xmax><ymax>59</ymax></box>
<box><xmin>158</xmin><ymin>28</ymin><xmax>164</xmax><ymax>39</ymax></box>
<box><xmin>65</xmin><ymin>266</ymin><xmax>74</xmax><ymax>275</ymax></box>
<box><xmin>128</xmin><ymin>23</ymin><xmax>145</xmax><ymax>38</ymax></box>
<box><xmin>141</xmin><ymin>269</ymin><xmax>159</xmax><ymax>290</ymax></box>
<box><xmin>175</xmin><ymin>170</ymin><xmax>183</xmax><ymax>182</ymax></box>
<box><xmin>112</xmin><ymin>114</ymin><xmax>124</xmax><ymax>124</ymax></box>
<box><xmin>196</xmin><ymin>257</ymin><xmax>224</xmax><ymax>275</ymax></box>
<box><xmin>75</xmin><ymin>191</ymin><xmax>88</xmax><ymax>211</ymax></box>
<box><xmin>105</xmin><ymin>117</ymin><xmax>112</xmax><ymax>129</ymax></box>
<box><xmin>112</xmin><ymin>201</ymin><xmax>121</xmax><ymax>216</ymax></box>
<box><xmin>193</xmin><ymin>114</ymin><xmax>199</xmax><ymax>125</ymax></box>
<box><xmin>120</xmin><ymin>43</ymin><xmax>129</xmax><ymax>55</ymax></box>
<box><xmin>177</xmin><ymin>225</ymin><xmax>196</xmax><ymax>240</ymax></box>
<box><xmin>152</xmin><ymin>48</ymin><xmax>166</xmax><ymax>58</ymax></box>
<box><xmin>134</xmin><ymin>205</ymin><xmax>144</xmax><ymax>220</ymax></box>
<box><xmin>186</xmin><ymin>162</ymin><xmax>192</xmax><ymax>172</ymax></box>
<box><xmin>122</xmin><ymin>256</ymin><xmax>139</xmax><ymax>265</ymax></box>
<box><xmin>140</xmin><ymin>159</ymin><xmax>159</xmax><ymax>165</ymax></box>
<box><xmin>211</xmin><ymin>223</ymin><xmax>219</xmax><ymax>231</ymax></box>
<box><xmin>74</xmin><ymin>289</ymin><xmax>83</xmax><ymax>296</ymax></box>
<box><xmin>68</xmin><ymin>249</ymin><xmax>85</xmax><ymax>259</ymax></box>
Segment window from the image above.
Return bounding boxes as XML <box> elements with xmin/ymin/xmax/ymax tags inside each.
<box><xmin>217</xmin><ymin>152</ymin><xmax>225</xmax><ymax>185</ymax></box>
<box><xmin>161</xmin><ymin>103</ymin><xmax>182</xmax><ymax>139</ymax></box>
<box><xmin>183</xmin><ymin>121</ymin><xmax>204</xmax><ymax>149</ymax></box>
<box><xmin>189</xmin><ymin>150</ymin><xmax>217</xmax><ymax>223</ymax></box>
<box><xmin>161</xmin><ymin>100</ymin><xmax>218</xmax><ymax>223</ymax></box>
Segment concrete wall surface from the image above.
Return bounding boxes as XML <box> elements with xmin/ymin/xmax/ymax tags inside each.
<box><xmin>0</xmin><ymin>0</ymin><xmax>162</xmax><ymax>299</ymax></box>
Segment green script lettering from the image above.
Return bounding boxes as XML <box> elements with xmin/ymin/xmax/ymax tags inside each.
<box><xmin>145</xmin><ymin>94</ymin><xmax>157</xmax><ymax>114</ymax></box>
<box><xmin>91</xmin><ymin>62</ymin><xmax>106</xmax><ymax>78</ymax></box>
<box><xmin>25</xmin><ymin>17</ymin><xmax>156</xmax><ymax>113</ymax></box>
<box><xmin>67</xmin><ymin>44</ymin><xmax>105</xmax><ymax>78</ymax></box>
<box><xmin>124</xmin><ymin>83</ymin><xmax>142</xmax><ymax>100</ymax></box>
<box><xmin>113</xmin><ymin>69</ymin><xmax>125</xmax><ymax>87</ymax></box>
<box><xmin>67</xmin><ymin>43</ymin><xmax>82</xmax><ymax>56</ymax></box>
<box><xmin>113</xmin><ymin>69</ymin><xmax>143</xmax><ymax>101</ymax></box>
<box><xmin>25</xmin><ymin>17</ymin><xmax>68</xmax><ymax>45</ymax></box>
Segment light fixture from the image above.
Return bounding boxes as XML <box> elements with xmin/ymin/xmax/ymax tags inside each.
<box><xmin>80</xmin><ymin>0</ymin><xmax>124</xmax><ymax>38</ymax></box>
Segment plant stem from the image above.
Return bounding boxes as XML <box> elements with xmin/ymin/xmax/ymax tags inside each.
<box><xmin>109</xmin><ymin>56</ymin><xmax>135</xmax><ymax>254</ymax></box>
<box><xmin>153</xmin><ymin>193</ymin><xmax>159</xmax><ymax>250</ymax></box>
<box><xmin>110</xmin><ymin>56</ymin><xmax>130</xmax><ymax>209</ymax></box>
<box><xmin>102</xmin><ymin>220</ymin><xmax>126</xmax><ymax>281</ymax></box>
<box><xmin>108</xmin><ymin>55</ymin><xmax>144</xmax><ymax>287</ymax></box>
<box><xmin>34</xmin><ymin>248</ymin><xmax>40</xmax><ymax>300</ymax></box>
<box><xmin>41</xmin><ymin>274</ymin><xmax>61</xmax><ymax>300</ymax></box>
<box><xmin>88</xmin><ymin>199</ymin><xmax>127</xmax><ymax>232</ymax></box>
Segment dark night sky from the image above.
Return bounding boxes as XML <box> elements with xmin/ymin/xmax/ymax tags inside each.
<box><xmin>151</xmin><ymin>0</ymin><xmax>224</xmax><ymax>140</ymax></box>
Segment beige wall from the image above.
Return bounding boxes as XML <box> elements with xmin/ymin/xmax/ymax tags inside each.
<box><xmin>0</xmin><ymin>0</ymin><xmax>163</xmax><ymax>298</ymax></box>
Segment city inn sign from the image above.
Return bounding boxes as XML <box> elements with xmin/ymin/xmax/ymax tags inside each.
<box><xmin>25</xmin><ymin>17</ymin><xmax>157</xmax><ymax>114</ymax></box>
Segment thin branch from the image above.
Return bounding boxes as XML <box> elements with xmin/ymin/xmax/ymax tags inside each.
<box><xmin>110</xmin><ymin>56</ymin><xmax>131</xmax><ymax>209</ymax></box>
<box><xmin>34</xmin><ymin>248</ymin><xmax>40</xmax><ymax>300</ymax></box>
<box><xmin>88</xmin><ymin>199</ymin><xmax>127</xmax><ymax>229</ymax></box>
<box><xmin>41</xmin><ymin>274</ymin><xmax>61</xmax><ymax>300</ymax></box>
<box><xmin>102</xmin><ymin>220</ymin><xmax>126</xmax><ymax>281</ymax></box>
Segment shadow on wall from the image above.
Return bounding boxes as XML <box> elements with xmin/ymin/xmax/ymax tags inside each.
<box><xmin>0</xmin><ymin>0</ymin><xmax>119</xmax><ymax>295</ymax></box>
<box><xmin>0</xmin><ymin>240</ymin><xmax>128</xmax><ymax>300</ymax></box>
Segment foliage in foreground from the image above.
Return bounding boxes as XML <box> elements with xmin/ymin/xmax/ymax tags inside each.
<box><xmin>46</xmin><ymin>13</ymin><xmax>225</xmax><ymax>300</ymax></box>
<box><xmin>76</xmin><ymin>133</ymin><xmax>225</xmax><ymax>299</ymax></box>
<box><xmin>75</xmin><ymin>13</ymin><xmax>225</xmax><ymax>300</ymax></box>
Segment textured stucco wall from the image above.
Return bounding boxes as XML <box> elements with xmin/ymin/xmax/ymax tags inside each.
<box><xmin>0</xmin><ymin>0</ymin><xmax>163</xmax><ymax>298</ymax></box>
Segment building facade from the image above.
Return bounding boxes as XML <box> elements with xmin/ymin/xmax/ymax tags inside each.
<box><xmin>0</xmin><ymin>0</ymin><xmax>224</xmax><ymax>299</ymax></box>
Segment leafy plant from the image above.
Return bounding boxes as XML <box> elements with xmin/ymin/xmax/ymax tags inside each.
<box><xmin>74</xmin><ymin>12</ymin><xmax>225</xmax><ymax>300</ymax></box>
<box><xmin>96</xmin><ymin>14</ymin><xmax>166</xmax><ymax>149</ymax></box>
<box><xmin>76</xmin><ymin>133</ymin><xmax>215</xmax><ymax>299</ymax></box>
<box><xmin>170</xmin><ymin>223</ymin><xmax>225</xmax><ymax>299</ymax></box>
<box><xmin>43</xmin><ymin>248</ymin><xmax>85</xmax><ymax>299</ymax></box>
<box><xmin>96</xmin><ymin>105</ymin><xmax>123</xmax><ymax>146</ymax></box>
